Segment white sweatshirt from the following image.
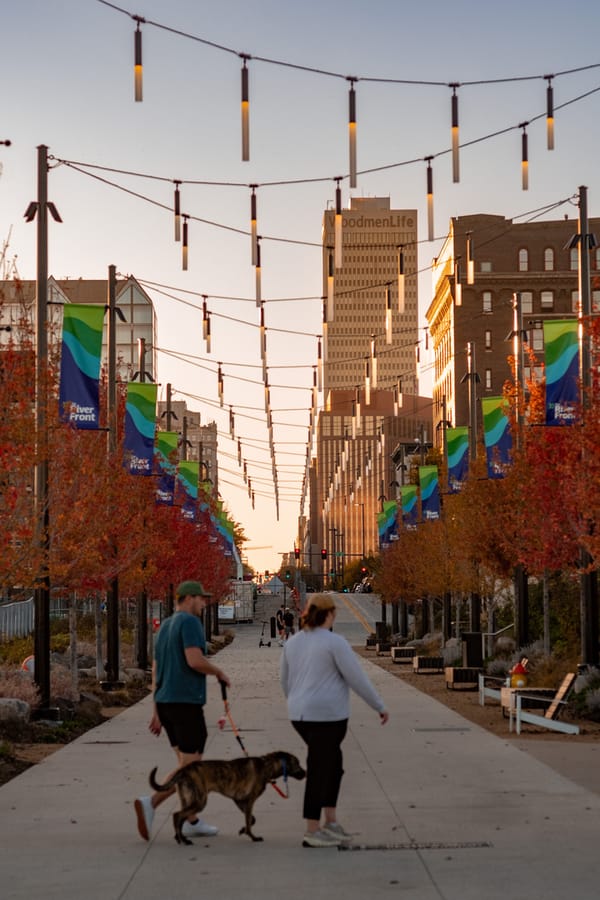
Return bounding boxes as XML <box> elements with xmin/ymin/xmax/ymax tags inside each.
<box><xmin>280</xmin><ymin>626</ymin><xmax>386</xmax><ymax>722</ymax></box>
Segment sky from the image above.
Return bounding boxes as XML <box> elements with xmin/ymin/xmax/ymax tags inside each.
<box><xmin>3</xmin><ymin>0</ymin><xmax>600</xmax><ymax>576</ymax></box>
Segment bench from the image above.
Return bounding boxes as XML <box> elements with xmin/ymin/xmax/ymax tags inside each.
<box><xmin>509</xmin><ymin>673</ymin><xmax>579</xmax><ymax>735</ymax></box>
<box><xmin>376</xmin><ymin>642</ymin><xmax>392</xmax><ymax>656</ymax></box>
<box><xmin>445</xmin><ymin>666</ymin><xmax>482</xmax><ymax>690</ymax></box>
<box><xmin>391</xmin><ymin>646</ymin><xmax>417</xmax><ymax>664</ymax></box>
<box><xmin>413</xmin><ymin>656</ymin><xmax>444</xmax><ymax>674</ymax></box>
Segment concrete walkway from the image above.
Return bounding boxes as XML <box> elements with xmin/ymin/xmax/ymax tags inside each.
<box><xmin>1</xmin><ymin>595</ymin><xmax>599</xmax><ymax>900</ymax></box>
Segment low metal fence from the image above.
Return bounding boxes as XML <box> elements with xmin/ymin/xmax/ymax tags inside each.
<box><xmin>0</xmin><ymin>597</ymin><xmax>34</xmax><ymax>641</ymax></box>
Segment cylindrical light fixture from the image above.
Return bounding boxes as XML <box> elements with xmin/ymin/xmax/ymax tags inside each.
<box><xmin>397</xmin><ymin>245</ymin><xmax>405</xmax><ymax>314</ymax></box>
<box><xmin>520</xmin><ymin>123</ymin><xmax>529</xmax><ymax>190</ymax></box>
<box><xmin>385</xmin><ymin>284</ymin><xmax>392</xmax><ymax>345</ymax></box>
<box><xmin>174</xmin><ymin>181</ymin><xmax>181</xmax><ymax>242</ymax></box>
<box><xmin>260</xmin><ymin>301</ymin><xmax>266</xmax><ymax>360</ymax></box>
<box><xmin>229</xmin><ymin>405</ymin><xmax>235</xmax><ymax>439</ymax></box>
<box><xmin>546</xmin><ymin>76</ymin><xmax>554</xmax><ymax>150</ymax></box>
<box><xmin>348</xmin><ymin>79</ymin><xmax>357</xmax><ymax>188</ymax></box>
<box><xmin>317</xmin><ymin>336</ymin><xmax>323</xmax><ymax>392</ymax></box>
<box><xmin>454</xmin><ymin>258</ymin><xmax>462</xmax><ymax>306</ymax></box>
<box><xmin>364</xmin><ymin>356</ymin><xmax>371</xmax><ymax>406</ymax></box>
<box><xmin>451</xmin><ymin>85</ymin><xmax>460</xmax><ymax>183</ymax></box>
<box><xmin>322</xmin><ymin>301</ymin><xmax>328</xmax><ymax>361</ymax></box>
<box><xmin>327</xmin><ymin>250</ymin><xmax>334</xmax><ymax>322</ymax></box>
<box><xmin>182</xmin><ymin>215</ymin><xmax>189</xmax><ymax>270</ymax></box>
<box><xmin>250</xmin><ymin>186</ymin><xmax>257</xmax><ymax>264</ymax></box>
<box><xmin>217</xmin><ymin>363</ymin><xmax>224</xmax><ymax>407</ymax></box>
<box><xmin>466</xmin><ymin>234</ymin><xmax>475</xmax><ymax>284</ymax></box>
<box><xmin>134</xmin><ymin>19</ymin><xmax>143</xmax><ymax>102</ymax></box>
<box><xmin>334</xmin><ymin>179</ymin><xmax>343</xmax><ymax>268</ymax></box>
<box><xmin>255</xmin><ymin>236</ymin><xmax>261</xmax><ymax>306</ymax></box>
<box><xmin>355</xmin><ymin>385</ymin><xmax>361</xmax><ymax>421</ymax></box>
<box><xmin>241</xmin><ymin>57</ymin><xmax>250</xmax><ymax>161</ymax></box>
<box><xmin>426</xmin><ymin>158</ymin><xmax>434</xmax><ymax>241</ymax></box>
<box><xmin>370</xmin><ymin>334</ymin><xmax>377</xmax><ymax>388</ymax></box>
<box><xmin>237</xmin><ymin>439</ymin><xmax>242</xmax><ymax>466</ymax></box>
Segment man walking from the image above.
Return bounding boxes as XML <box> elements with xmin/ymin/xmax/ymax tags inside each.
<box><xmin>134</xmin><ymin>581</ymin><xmax>231</xmax><ymax>841</ymax></box>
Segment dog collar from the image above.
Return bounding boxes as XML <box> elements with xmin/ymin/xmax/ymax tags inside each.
<box><xmin>270</xmin><ymin>757</ymin><xmax>289</xmax><ymax>799</ymax></box>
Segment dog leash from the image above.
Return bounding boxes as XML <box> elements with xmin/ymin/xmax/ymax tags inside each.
<box><xmin>218</xmin><ymin>680</ymin><xmax>289</xmax><ymax>799</ymax></box>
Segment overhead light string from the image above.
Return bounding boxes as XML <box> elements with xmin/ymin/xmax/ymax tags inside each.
<box><xmin>426</xmin><ymin>157</ymin><xmax>434</xmax><ymax>241</ymax></box>
<box><xmin>520</xmin><ymin>122</ymin><xmax>529</xmax><ymax>190</ymax></box>
<box><xmin>241</xmin><ymin>55</ymin><xmax>250</xmax><ymax>161</ymax></box>
<box><xmin>133</xmin><ymin>16</ymin><xmax>144</xmax><ymax>102</ymax></box>
<box><xmin>348</xmin><ymin>77</ymin><xmax>357</xmax><ymax>189</ymax></box>
<box><xmin>546</xmin><ymin>75</ymin><xmax>555</xmax><ymax>150</ymax></box>
<box><xmin>450</xmin><ymin>83</ymin><xmax>460</xmax><ymax>183</ymax></box>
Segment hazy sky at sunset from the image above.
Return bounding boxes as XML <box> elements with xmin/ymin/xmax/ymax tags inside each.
<box><xmin>3</xmin><ymin>0</ymin><xmax>600</xmax><ymax>573</ymax></box>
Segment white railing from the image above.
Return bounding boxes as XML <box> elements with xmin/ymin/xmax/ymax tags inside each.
<box><xmin>0</xmin><ymin>597</ymin><xmax>34</xmax><ymax>641</ymax></box>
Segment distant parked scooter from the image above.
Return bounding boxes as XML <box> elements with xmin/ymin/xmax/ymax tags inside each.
<box><xmin>259</xmin><ymin>620</ymin><xmax>271</xmax><ymax>648</ymax></box>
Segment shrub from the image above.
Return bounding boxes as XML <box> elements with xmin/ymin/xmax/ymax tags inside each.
<box><xmin>0</xmin><ymin>667</ymin><xmax>39</xmax><ymax>705</ymax></box>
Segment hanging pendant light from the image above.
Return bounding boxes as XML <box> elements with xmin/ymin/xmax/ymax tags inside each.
<box><xmin>217</xmin><ymin>363</ymin><xmax>224</xmax><ymax>407</ymax></box>
<box><xmin>348</xmin><ymin>79</ymin><xmax>357</xmax><ymax>188</ymax></box>
<box><xmin>454</xmin><ymin>258</ymin><xmax>462</xmax><ymax>306</ymax></box>
<box><xmin>397</xmin><ymin>245</ymin><xmax>405</xmax><ymax>314</ymax></box>
<box><xmin>351</xmin><ymin>399</ymin><xmax>357</xmax><ymax>440</ymax></box>
<box><xmin>385</xmin><ymin>284</ymin><xmax>392</xmax><ymax>344</ymax></box>
<box><xmin>520</xmin><ymin>122</ymin><xmax>529</xmax><ymax>190</ymax></box>
<box><xmin>229</xmin><ymin>406</ymin><xmax>235</xmax><ymax>440</ymax></box>
<box><xmin>241</xmin><ymin>56</ymin><xmax>250</xmax><ymax>161</ymax></box>
<box><xmin>182</xmin><ymin>215</ymin><xmax>189</xmax><ymax>270</ymax></box>
<box><xmin>317</xmin><ymin>336</ymin><xmax>323</xmax><ymax>392</ymax></box>
<box><xmin>134</xmin><ymin>18</ymin><xmax>143</xmax><ymax>102</ymax></box>
<box><xmin>334</xmin><ymin>178</ymin><xmax>343</xmax><ymax>268</ymax></box>
<box><xmin>466</xmin><ymin>234</ymin><xmax>475</xmax><ymax>284</ymax></box>
<box><xmin>450</xmin><ymin>84</ymin><xmax>460</xmax><ymax>183</ymax></box>
<box><xmin>255</xmin><ymin>236</ymin><xmax>261</xmax><ymax>306</ymax></box>
<box><xmin>322</xmin><ymin>300</ymin><xmax>328</xmax><ymax>362</ymax></box>
<box><xmin>370</xmin><ymin>334</ymin><xmax>378</xmax><ymax>388</ymax></box>
<box><xmin>237</xmin><ymin>439</ymin><xmax>242</xmax><ymax>466</ymax></box>
<box><xmin>426</xmin><ymin>157</ymin><xmax>434</xmax><ymax>241</ymax></box>
<box><xmin>355</xmin><ymin>385</ymin><xmax>361</xmax><ymax>421</ymax></box>
<box><xmin>327</xmin><ymin>250</ymin><xmax>334</xmax><ymax>322</ymax></box>
<box><xmin>250</xmin><ymin>186</ymin><xmax>257</xmax><ymax>264</ymax></box>
<box><xmin>174</xmin><ymin>182</ymin><xmax>181</xmax><ymax>242</ymax></box>
<box><xmin>364</xmin><ymin>357</ymin><xmax>371</xmax><ymax>406</ymax></box>
<box><xmin>546</xmin><ymin>76</ymin><xmax>555</xmax><ymax>150</ymax></box>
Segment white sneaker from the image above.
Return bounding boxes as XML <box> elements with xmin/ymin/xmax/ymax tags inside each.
<box><xmin>302</xmin><ymin>828</ymin><xmax>342</xmax><ymax>848</ymax></box>
<box><xmin>134</xmin><ymin>796</ymin><xmax>154</xmax><ymax>841</ymax></box>
<box><xmin>182</xmin><ymin>818</ymin><xmax>219</xmax><ymax>837</ymax></box>
<box><xmin>323</xmin><ymin>822</ymin><xmax>353</xmax><ymax>842</ymax></box>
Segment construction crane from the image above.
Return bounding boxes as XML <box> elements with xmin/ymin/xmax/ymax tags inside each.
<box><xmin>0</xmin><ymin>227</ymin><xmax>20</xmax><ymax>280</ymax></box>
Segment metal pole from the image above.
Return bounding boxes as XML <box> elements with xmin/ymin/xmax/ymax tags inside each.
<box><xmin>33</xmin><ymin>144</ymin><xmax>51</xmax><ymax>712</ymax></box>
<box><xmin>104</xmin><ymin>264</ymin><xmax>122</xmax><ymax>687</ymax></box>
<box><xmin>136</xmin><ymin>338</ymin><xmax>148</xmax><ymax>671</ymax></box>
<box><xmin>512</xmin><ymin>292</ymin><xmax>529</xmax><ymax>648</ymax></box>
<box><xmin>578</xmin><ymin>185</ymin><xmax>599</xmax><ymax>666</ymax></box>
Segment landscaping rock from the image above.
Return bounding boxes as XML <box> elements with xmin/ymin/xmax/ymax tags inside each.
<box><xmin>0</xmin><ymin>698</ymin><xmax>31</xmax><ymax>724</ymax></box>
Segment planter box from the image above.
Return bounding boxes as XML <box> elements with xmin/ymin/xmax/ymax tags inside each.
<box><xmin>445</xmin><ymin>666</ymin><xmax>482</xmax><ymax>690</ymax></box>
<box><xmin>376</xmin><ymin>642</ymin><xmax>392</xmax><ymax>656</ymax></box>
<box><xmin>391</xmin><ymin>646</ymin><xmax>417</xmax><ymax>664</ymax></box>
<box><xmin>365</xmin><ymin>636</ymin><xmax>378</xmax><ymax>649</ymax></box>
<box><xmin>413</xmin><ymin>656</ymin><xmax>444</xmax><ymax>674</ymax></box>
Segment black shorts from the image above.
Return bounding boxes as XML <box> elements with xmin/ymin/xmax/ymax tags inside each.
<box><xmin>156</xmin><ymin>703</ymin><xmax>208</xmax><ymax>754</ymax></box>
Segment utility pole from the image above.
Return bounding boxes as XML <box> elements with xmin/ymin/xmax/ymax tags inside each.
<box><xmin>25</xmin><ymin>145</ymin><xmax>61</xmax><ymax>715</ymax></box>
<box><xmin>135</xmin><ymin>338</ymin><xmax>149</xmax><ymax>670</ymax></box>
<box><xmin>577</xmin><ymin>185</ymin><xmax>599</xmax><ymax>666</ymax></box>
<box><xmin>510</xmin><ymin>291</ymin><xmax>529</xmax><ymax>647</ymax></box>
<box><xmin>104</xmin><ymin>264</ymin><xmax>123</xmax><ymax>689</ymax></box>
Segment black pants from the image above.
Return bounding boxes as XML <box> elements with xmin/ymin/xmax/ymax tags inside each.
<box><xmin>292</xmin><ymin>719</ymin><xmax>348</xmax><ymax>821</ymax></box>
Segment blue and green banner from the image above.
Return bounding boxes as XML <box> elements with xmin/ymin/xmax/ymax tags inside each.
<box><xmin>377</xmin><ymin>500</ymin><xmax>399</xmax><ymax>549</ymax></box>
<box><xmin>481</xmin><ymin>396</ymin><xmax>512</xmax><ymax>479</ymax></box>
<box><xmin>177</xmin><ymin>460</ymin><xmax>199</xmax><ymax>520</ymax></box>
<box><xmin>154</xmin><ymin>431</ymin><xmax>178</xmax><ymax>506</ymax></box>
<box><xmin>446</xmin><ymin>426</ymin><xmax>469</xmax><ymax>493</ymax></box>
<box><xmin>213</xmin><ymin>501</ymin><xmax>235</xmax><ymax>558</ymax></box>
<box><xmin>544</xmin><ymin>318</ymin><xmax>579</xmax><ymax>426</ymax></box>
<box><xmin>419</xmin><ymin>465</ymin><xmax>440</xmax><ymax>521</ymax></box>
<box><xmin>400</xmin><ymin>484</ymin><xmax>418</xmax><ymax>527</ymax></box>
<box><xmin>123</xmin><ymin>383</ymin><xmax>158</xmax><ymax>474</ymax></box>
<box><xmin>58</xmin><ymin>304</ymin><xmax>105</xmax><ymax>429</ymax></box>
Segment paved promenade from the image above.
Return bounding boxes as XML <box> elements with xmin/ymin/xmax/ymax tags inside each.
<box><xmin>1</xmin><ymin>594</ymin><xmax>599</xmax><ymax>900</ymax></box>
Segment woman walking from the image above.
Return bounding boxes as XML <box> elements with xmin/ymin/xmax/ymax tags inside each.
<box><xmin>280</xmin><ymin>593</ymin><xmax>388</xmax><ymax>848</ymax></box>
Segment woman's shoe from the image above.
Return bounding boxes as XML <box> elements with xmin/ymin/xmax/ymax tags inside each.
<box><xmin>302</xmin><ymin>828</ymin><xmax>343</xmax><ymax>848</ymax></box>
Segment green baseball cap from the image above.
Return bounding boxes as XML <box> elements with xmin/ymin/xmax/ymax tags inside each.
<box><xmin>176</xmin><ymin>580</ymin><xmax>212</xmax><ymax>599</ymax></box>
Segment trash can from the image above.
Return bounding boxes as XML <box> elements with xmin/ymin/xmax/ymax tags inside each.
<box><xmin>375</xmin><ymin>621</ymin><xmax>391</xmax><ymax>643</ymax></box>
<box><xmin>461</xmin><ymin>632</ymin><xmax>483</xmax><ymax>667</ymax></box>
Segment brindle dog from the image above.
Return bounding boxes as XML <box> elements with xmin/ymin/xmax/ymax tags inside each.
<box><xmin>150</xmin><ymin>751</ymin><xmax>306</xmax><ymax>845</ymax></box>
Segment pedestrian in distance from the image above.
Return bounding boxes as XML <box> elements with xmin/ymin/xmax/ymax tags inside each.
<box><xmin>134</xmin><ymin>580</ymin><xmax>231</xmax><ymax>842</ymax></box>
<box><xmin>283</xmin><ymin>607</ymin><xmax>295</xmax><ymax>640</ymax></box>
<box><xmin>276</xmin><ymin>603</ymin><xmax>286</xmax><ymax>645</ymax></box>
<box><xmin>280</xmin><ymin>593</ymin><xmax>389</xmax><ymax>848</ymax></box>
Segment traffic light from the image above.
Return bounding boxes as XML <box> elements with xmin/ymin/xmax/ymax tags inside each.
<box><xmin>361</xmin><ymin>566</ymin><xmax>367</xmax><ymax>575</ymax></box>
<box><xmin>294</xmin><ymin>547</ymin><xmax>300</xmax><ymax>560</ymax></box>
<box><xmin>285</xmin><ymin>570</ymin><xmax>291</xmax><ymax>580</ymax></box>
<box><xmin>321</xmin><ymin>548</ymin><xmax>327</xmax><ymax>560</ymax></box>
<box><xmin>265</xmin><ymin>570</ymin><xmax>270</xmax><ymax>577</ymax></box>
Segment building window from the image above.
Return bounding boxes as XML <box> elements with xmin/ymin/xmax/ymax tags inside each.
<box><xmin>518</xmin><ymin>248</ymin><xmax>529</xmax><ymax>271</ymax></box>
<box><xmin>572</xmin><ymin>290</ymin><xmax>580</xmax><ymax>313</ymax></box>
<box><xmin>485</xmin><ymin>368</ymin><xmax>492</xmax><ymax>390</ymax></box>
<box><xmin>595</xmin><ymin>247</ymin><xmax>600</xmax><ymax>269</ymax></box>
<box><xmin>541</xmin><ymin>290</ymin><xmax>554</xmax><ymax>309</ymax></box>
<box><xmin>544</xmin><ymin>247</ymin><xmax>554</xmax><ymax>271</ymax></box>
<box><xmin>484</xmin><ymin>330</ymin><xmax>492</xmax><ymax>350</ymax></box>
<box><xmin>593</xmin><ymin>290</ymin><xmax>600</xmax><ymax>313</ymax></box>
<box><xmin>480</xmin><ymin>261</ymin><xmax>492</xmax><ymax>273</ymax></box>
<box><xmin>482</xmin><ymin>291</ymin><xmax>492</xmax><ymax>313</ymax></box>
<box><xmin>532</xmin><ymin>327</ymin><xmax>544</xmax><ymax>352</ymax></box>
<box><xmin>570</xmin><ymin>247</ymin><xmax>578</xmax><ymax>270</ymax></box>
<box><xmin>520</xmin><ymin>291</ymin><xmax>533</xmax><ymax>314</ymax></box>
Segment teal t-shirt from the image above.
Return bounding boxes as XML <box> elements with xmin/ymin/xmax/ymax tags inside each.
<box><xmin>154</xmin><ymin>611</ymin><xmax>207</xmax><ymax>705</ymax></box>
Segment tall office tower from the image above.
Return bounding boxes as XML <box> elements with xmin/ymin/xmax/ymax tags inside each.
<box><xmin>322</xmin><ymin>197</ymin><xmax>419</xmax><ymax>399</ymax></box>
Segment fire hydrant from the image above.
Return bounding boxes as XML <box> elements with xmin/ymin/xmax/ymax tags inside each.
<box><xmin>510</xmin><ymin>658</ymin><xmax>528</xmax><ymax>688</ymax></box>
